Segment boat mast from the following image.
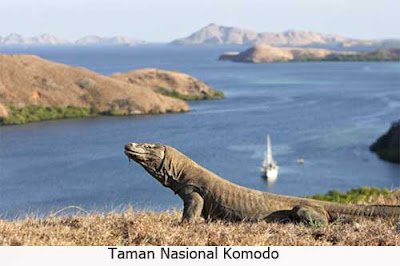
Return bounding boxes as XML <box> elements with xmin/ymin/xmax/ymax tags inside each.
<box><xmin>266</xmin><ymin>134</ymin><xmax>272</xmax><ymax>165</ymax></box>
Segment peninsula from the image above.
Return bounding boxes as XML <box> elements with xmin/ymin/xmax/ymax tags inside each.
<box><xmin>0</xmin><ymin>54</ymin><xmax>222</xmax><ymax>125</ymax></box>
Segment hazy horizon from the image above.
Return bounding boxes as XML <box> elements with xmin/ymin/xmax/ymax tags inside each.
<box><xmin>1</xmin><ymin>0</ymin><xmax>399</xmax><ymax>42</ymax></box>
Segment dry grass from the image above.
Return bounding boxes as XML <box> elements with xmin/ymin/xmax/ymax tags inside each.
<box><xmin>0</xmin><ymin>210</ymin><xmax>399</xmax><ymax>246</ymax></box>
<box><xmin>1</xmin><ymin>189</ymin><xmax>399</xmax><ymax>246</ymax></box>
<box><xmin>111</xmin><ymin>68</ymin><xmax>223</xmax><ymax>100</ymax></box>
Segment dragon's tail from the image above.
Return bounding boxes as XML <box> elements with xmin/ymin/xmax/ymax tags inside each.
<box><xmin>325</xmin><ymin>203</ymin><xmax>400</xmax><ymax>220</ymax></box>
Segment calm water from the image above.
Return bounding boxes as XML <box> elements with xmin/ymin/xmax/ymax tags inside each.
<box><xmin>0</xmin><ymin>45</ymin><xmax>399</xmax><ymax>218</ymax></box>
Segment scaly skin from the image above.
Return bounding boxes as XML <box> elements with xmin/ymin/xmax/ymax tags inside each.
<box><xmin>124</xmin><ymin>143</ymin><xmax>400</xmax><ymax>225</ymax></box>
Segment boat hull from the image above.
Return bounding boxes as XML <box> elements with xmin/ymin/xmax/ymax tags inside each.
<box><xmin>263</xmin><ymin>166</ymin><xmax>279</xmax><ymax>181</ymax></box>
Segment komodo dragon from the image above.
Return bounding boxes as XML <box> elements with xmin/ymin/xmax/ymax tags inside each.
<box><xmin>124</xmin><ymin>143</ymin><xmax>400</xmax><ymax>225</ymax></box>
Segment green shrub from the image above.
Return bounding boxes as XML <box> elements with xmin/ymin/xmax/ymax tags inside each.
<box><xmin>309</xmin><ymin>186</ymin><xmax>391</xmax><ymax>203</ymax></box>
<box><xmin>1</xmin><ymin>105</ymin><xmax>97</xmax><ymax>125</ymax></box>
<box><xmin>207</xmin><ymin>90</ymin><xmax>225</xmax><ymax>100</ymax></box>
<box><xmin>77</xmin><ymin>77</ymin><xmax>97</xmax><ymax>90</ymax></box>
<box><xmin>63</xmin><ymin>106</ymin><xmax>91</xmax><ymax>118</ymax></box>
<box><xmin>156</xmin><ymin>87</ymin><xmax>224</xmax><ymax>101</ymax></box>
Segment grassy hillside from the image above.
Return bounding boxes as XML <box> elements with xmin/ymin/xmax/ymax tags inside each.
<box><xmin>0</xmin><ymin>187</ymin><xmax>399</xmax><ymax>246</ymax></box>
<box><xmin>0</xmin><ymin>55</ymin><xmax>224</xmax><ymax>125</ymax></box>
<box><xmin>0</xmin><ymin>55</ymin><xmax>189</xmax><ymax>124</ymax></box>
<box><xmin>111</xmin><ymin>68</ymin><xmax>224</xmax><ymax>101</ymax></box>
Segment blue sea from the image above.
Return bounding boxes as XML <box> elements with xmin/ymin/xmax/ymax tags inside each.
<box><xmin>0</xmin><ymin>45</ymin><xmax>399</xmax><ymax>218</ymax></box>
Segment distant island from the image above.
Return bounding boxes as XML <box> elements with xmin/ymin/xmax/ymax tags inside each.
<box><xmin>0</xmin><ymin>33</ymin><xmax>144</xmax><ymax>46</ymax></box>
<box><xmin>219</xmin><ymin>44</ymin><xmax>400</xmax><ymax>63</ymax></box>
<box><xmin>171</xmin><ymin>23</ymin><xmax>400</xmax><ymax>50</ymax></box>
<box><xmin>0</xmin><ymin>54</ymin><xmax>223</xmax><ymax>125</ymax></box>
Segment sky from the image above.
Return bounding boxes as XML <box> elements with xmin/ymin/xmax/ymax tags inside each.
<box><xmin>0</xmin><ymin>0</ymin><xmax>399</xmax><ymax>42</ymax></box>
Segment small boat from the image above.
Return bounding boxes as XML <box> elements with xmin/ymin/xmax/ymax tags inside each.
<box><xmin>262</xmin><ymin>135</ymin><xmax>279</xmax><ymax>181</ymax></box>
<box><xmin>296</xmin><ymin>158</ymin><xmax>305</xmax><ymax>165</ymax></box>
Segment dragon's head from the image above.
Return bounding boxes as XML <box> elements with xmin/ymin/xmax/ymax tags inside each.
<box><xmin>124</xmin><ymin>142</ymin><xmax>195</xmax><ymax>190</ymax></box>
<box><xmin>124</xmin><ymin>143</ymin><xmax>166</xmax><ymax>177</ymax></box>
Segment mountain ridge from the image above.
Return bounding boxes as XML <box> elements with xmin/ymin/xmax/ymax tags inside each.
<box><xmin>2</xmin><ymin>25</ymin><xmax>399</xmax><ymax>48</ymax></box>
<box><xmin>171</xmin><ymin>23</ymin><xmax>396</xmax><ymax>49</ymax></box>
<box><xmin>0</xmin><ymin>33</ymin><xmax>144</xmax><ymax>46</ymax></box>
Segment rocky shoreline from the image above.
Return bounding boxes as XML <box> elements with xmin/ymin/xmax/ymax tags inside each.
<box><xmin>370</xmin><ymin>121</ymin><xmax>400</xmax><ymax>164</ymax></box>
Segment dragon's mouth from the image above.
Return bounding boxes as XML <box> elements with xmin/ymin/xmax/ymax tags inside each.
<box><xmin>124</xmin><ymin>143</ymin><xmax>161</xmax><ymax>163</ymax></box>
<box><xmin>124</xmin><ymin>149</ymin><xmax>148</xmax><ymax>155</ymax></box>
<box><xmin>124</xmin><ymin>143</ymin><xmax>148</xmax><ymax>159</ymax></box>
<box><xmin>124</xmin><ymin>149</ymin><xmax>136</xmax><ymax>156</ymax></box>
<box><xmin>124</xmin><ymin>149</ymin><xmax>150</xmax><ymax>160</ymax></box>
<box><xmin>124</xmin><ymin>143</ymin><xmax>166</xmax><ymax>165</ymax></box>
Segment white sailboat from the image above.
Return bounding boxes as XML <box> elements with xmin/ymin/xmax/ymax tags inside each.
<box><xmin>262</xmin><ymin>135</ymin><xmax>279</xmax><ymax>181</ymax></box>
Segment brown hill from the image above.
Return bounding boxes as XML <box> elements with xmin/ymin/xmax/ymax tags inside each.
<box><xmin>0</xmin><ymin>54</ymin><xmax>190</xmax><ymax>123</ymax></box>
<box><xmin>171</xmin><ymin>23</ymin><xmax>258</xmax><ymax>45</ymax></box>
<box><xmin>111</xmin><ymin>68</ymin><xmax>223</xmax><ymax>100</ymax></box>
<box><xmin>229</xmin><ymin>44</ymin><xmax>294</xmax><ymax>63</ymax></box>
<box><xmin>219</xmin><ymin>44</ymin><xmax>330</xmax><ymax>63</ymax></box>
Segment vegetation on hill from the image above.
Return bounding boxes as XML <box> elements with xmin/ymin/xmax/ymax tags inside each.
<box><xmin>0</xmin><ymin>105</ymin><xmax>96</xmax><ymax>125</ymax></box>
<box><xmin>309</xmin><ymin>187</ymin><xmax>393</xmax><ymax>204</ymax></box>
<box><xmin>156</xmin><ymin>87</ymin><xmax>224</xmax><ymax>101</ymax></box>
<box><xmin>0</xmin><ymin>187</ymin><xmax>399</xmax><ymax>246</ymax></box>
